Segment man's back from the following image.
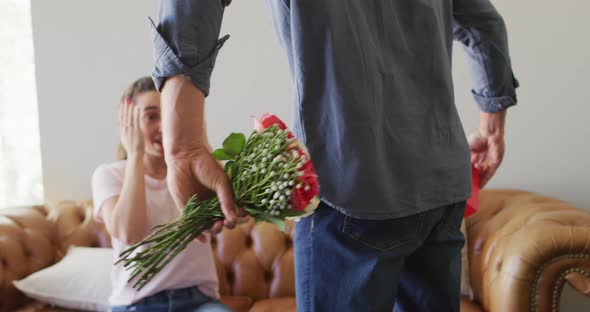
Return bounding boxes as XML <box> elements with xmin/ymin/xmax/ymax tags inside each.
<box><xmin>149</xmin><ymin>0</ymin><xmax>516</xmax><ymax>220</ymax></box>
<box><xmin>268</xmin><ymin>0</ymin><xmax>474</xmax><ymax>218</ymax></box>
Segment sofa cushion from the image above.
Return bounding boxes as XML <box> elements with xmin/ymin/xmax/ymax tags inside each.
<box><xmin>249</xmin><ymin>297</ymin><xmax>296</xmax><ymax>312</ymax></box>
<box><xmin>16</xmin><ymin>297</ymin><xmax>253</xmax><ymax>312</ymax></box>
<box><xmin>220</xmin><ymin>296</ymin><xmax>254</xmax><ymax>312</ymax></box>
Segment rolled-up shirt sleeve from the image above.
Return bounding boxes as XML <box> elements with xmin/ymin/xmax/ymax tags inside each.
<box><xmin>150</xmin><ymin>0</ymin><xmax>230</xmax><ymax>96</ymax></box>
<box><xmin>453</xmin><ymin>0</ymin><xmax>519</xmax><ymax>113</ymax></box>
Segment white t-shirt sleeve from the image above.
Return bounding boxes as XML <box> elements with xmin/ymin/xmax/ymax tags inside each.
<box><xmin>91</xmin><ymin>164</ymin><xmax>123</xmax><ymax>223</ymax></box>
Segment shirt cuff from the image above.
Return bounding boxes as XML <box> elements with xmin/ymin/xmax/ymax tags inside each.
<box><xmin>148</xmin><ymin>17</ymin><xmax>229</xmax><ymax>96</ymax></box>
<box><xmin>472</xmin><ymin>75</ymin><xmax>520</xmax><ymax>113</ymax></box>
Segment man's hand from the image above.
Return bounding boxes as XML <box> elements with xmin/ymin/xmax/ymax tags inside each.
<box><xmin>166</xmin><ymin>147</ymin><xmax>241</xmax><ymax>233</ymax></box>
<box><xmin>468</xmin><ymin>110</ymin><xmax>507</xmax><ymax>188</ymax></box>
<box><xmin>161</xmin><ymin>76</ymin><xmax>247</xmax><ymax>240</ymax></box>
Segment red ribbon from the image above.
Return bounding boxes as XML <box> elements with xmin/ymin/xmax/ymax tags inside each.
<box><xmin>464</xmin><ymin>166</ymin><xmax>481</xmax><ymax>218</ymax></box>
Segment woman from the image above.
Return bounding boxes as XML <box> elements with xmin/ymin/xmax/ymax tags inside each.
<box><xmin>92</xmin><ymin>77</ymin><xmax>232</xmax><ymax>312</ymax></box>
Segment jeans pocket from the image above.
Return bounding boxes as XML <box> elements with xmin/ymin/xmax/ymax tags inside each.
<box><xmin>342</xmin><ymin>214</ymin><xmax>421</xmax><ymax>252</ymax></box>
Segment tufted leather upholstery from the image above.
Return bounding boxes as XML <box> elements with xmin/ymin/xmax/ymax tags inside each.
<box><xmin>212</xmin><ymin>219</ymin><xmax>296</xmax><ymax>303</ymax></box>
<box><xmin>0</xmin><ymin>202</ymin><xmax>112</xmax><ymax>311</ymax></box>
<box><xmin>466</xmin><ymin>189</ymin><xmax>590</xmax><ymax>312</ymax></box>
<box><xmin>2</xmin><ymin>189</ymin><xmax>590</xmax><ymax>312</ymax></box>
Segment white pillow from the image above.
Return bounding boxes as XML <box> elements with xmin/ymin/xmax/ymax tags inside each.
<box><xmin>13</xmin><ymin>246</ymin><xmax>113</xmax><ymax>311</ymax></box>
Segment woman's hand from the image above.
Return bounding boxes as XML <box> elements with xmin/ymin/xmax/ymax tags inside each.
<box><xmin>120</xmin><ymin>99</ymin><xmax>145</xmax><ymax>157</ymax></box>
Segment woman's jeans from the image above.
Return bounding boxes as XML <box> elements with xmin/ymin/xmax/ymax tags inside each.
<box><xmin>111</xmin><ymin>286</ymin><xmax>232</xmax><ymax>312</ymax></box>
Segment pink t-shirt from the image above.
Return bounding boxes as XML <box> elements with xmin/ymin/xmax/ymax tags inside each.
<box><xmin>91</xmin><ymin>160</ymin><xmax>219</xmax><ymax>306</ymax></box>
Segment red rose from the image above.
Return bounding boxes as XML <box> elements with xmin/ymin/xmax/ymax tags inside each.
<box><xmin>290</xmin><ymin>187</ymin><xmax>307</xmax><ymax>211</ymax></box>
<box><xmin>254</xmin><ymin>113</ymin><xmax>288</xmax><ymax>132</ymax></box>
<box><xmin>300</xmin><ymin>158</ymin><xmax>317</xmax><ymax>177</ymax></box>
<box><xmin>289</xmin><ymin>159</ymin><xmax>319</xmax><ymax>211</ymax></box>
<box><xmin>299</xmin><ymin>171</ymin><xmax>319</xmax><ymax>202</ymax></box>
<box><xmin>290</xmin><ymin>179</ymin><xmax>319</xmax><ymax>211</ymax></box>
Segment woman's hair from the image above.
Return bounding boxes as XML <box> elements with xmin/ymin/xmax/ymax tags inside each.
<box><xmin>117</xmin><ymin>77</ymin><xmax>157</xmax><ymax>160</ymax></box>
<box><xmin>121</xmin><ymin>76</ymin><xmax>156</xmax><ymax>103</ymax></box>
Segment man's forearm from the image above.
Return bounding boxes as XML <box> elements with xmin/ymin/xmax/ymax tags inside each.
<box><xmin>161</xmin><ymin>75</ymin><xmax>208</xmax><ymax>159</ymax></box>
<box><xmin>479</xmin><ymin>110</ymin><xmax>506</xmax><ymax>138</ymax></box>
<box><xmin>152</xmin><ymin>0</ymin><xmax>229</xmax><ymax>159</ymax></box>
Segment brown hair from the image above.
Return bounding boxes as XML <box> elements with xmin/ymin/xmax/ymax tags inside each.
<box><xmin>121</xmin><ymin>76</ymin><xmax>156</xmax><ymax>103</ymax></box>
<box><xmin>117</xmin><ymin>76</ymin><xmax>157</xmax><ymax>160</ymax></box>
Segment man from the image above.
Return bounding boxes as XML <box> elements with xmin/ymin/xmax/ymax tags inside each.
<box><xmin>151</xmin><ymin>0</ymin><xmax>518</xmax><ymax>311</ymax></box>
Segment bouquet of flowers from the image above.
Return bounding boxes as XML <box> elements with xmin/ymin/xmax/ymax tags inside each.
<box><xmin>116</xmin><ymin>114</ymin><xmax>320</xmax><ymax>290</ymax></box>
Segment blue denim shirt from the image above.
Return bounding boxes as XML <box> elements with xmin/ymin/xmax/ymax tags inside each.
<box><xmin>150</xmin><ymin>0</ymin><xmax>518</xmax><ymax>219</ymax></box>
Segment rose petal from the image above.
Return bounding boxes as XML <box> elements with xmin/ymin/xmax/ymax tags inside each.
<box><xmin>254</xmin><ymin>118</ymin><xmax>265</xmax><ymax>133</ymax></box>
<box><xmin>260</xmin><ymin>114</ymin><xmax>288</xmax><ymax>130</ymax></box>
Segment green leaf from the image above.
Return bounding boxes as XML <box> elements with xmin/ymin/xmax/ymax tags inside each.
<box><xmin>213</xmin><ymin>149</ymin><xmax>234</xmax><ymax>161</ymax></box>
<box><xmin>224</xmin><ymin>161</ymin><xmax>235</xmax><ymax>178</ymax></box>
<box><xmin>222</xmin><ymin>133</ymin><xmax>246</xmax><ymax>157</ymax></box>
<box><xmin>224</xmin><ymin>160</ymin><xmax>234</xmax><ymax>172</ymax></box>
<box><xmin>257</xmin><ymin>214</ymin><xmax>286</xmax><ymax>232</ymax></box>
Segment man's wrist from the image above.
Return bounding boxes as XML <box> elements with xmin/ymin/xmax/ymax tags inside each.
<box><xmin>479</xmin><ymin>110</ymin><xmax>507</xmax><ymax>138</ymax></box>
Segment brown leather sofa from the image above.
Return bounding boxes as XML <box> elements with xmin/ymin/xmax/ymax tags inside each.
<box><xmin>1</xmin><ymin>189</ymin><xmax>589</xmax><ymax>312</ymax></box>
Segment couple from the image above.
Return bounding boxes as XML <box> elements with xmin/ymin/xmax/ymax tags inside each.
<box><xmin>93</xmin><ymin>0</ymin><xmax>518</xmax><ymax>311</ymax></box>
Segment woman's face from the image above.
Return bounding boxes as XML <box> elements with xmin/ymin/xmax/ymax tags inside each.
<box><xmin>134</xmin><ymin>91</ymin><xmax>163</xmax><ymax>157</ymax></box>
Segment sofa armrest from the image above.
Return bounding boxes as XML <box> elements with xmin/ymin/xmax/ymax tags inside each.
<box><xmin>0</xmin><ymin>201</ymin><xmax>110</xmax><ymax>312</ymax></box>
<box><xmin>47</xmin><ymin>200</ymin><xmax>111</xmax><ymax>260</ymax></box>
<box><xmin>466</xmin><ymin>189</ymin><xmax>590</xmax><ymax>312</ymax></box>
<box><xmin>0</xmin><ymin>206</ymin><xmax>56</xmax><ymax>311</ymax></box>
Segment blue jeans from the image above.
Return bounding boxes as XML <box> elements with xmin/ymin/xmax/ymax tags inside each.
<box><xmin>295</xmin><ymin>201</ymin><xmax>466</xmax><ymax>312</ymax></box>
<box><xmin>110</xmin><ymin>287</ymin><xmax>232</xmax><ymax>312</ymax></box>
